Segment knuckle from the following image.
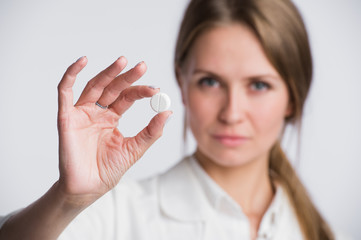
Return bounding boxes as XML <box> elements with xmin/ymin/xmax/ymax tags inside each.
<box><xmin>123</xmin><ymin>92</ymin><xmax>134</xmax><ymax>103</ymax></box>
<box><xmin>144</xmin><ymin>126</ymin><xmax>154</xmax><ymax>140</ymax></box>
<box><xmin>102</xmin><ymin>68</ymin><xmax>116</xmax><ymax>80</ymax></box>
<box><xmin>57</xmin><ymin>84</ymin><xmax>66</xmax><ymax>94</ymax></box>
<box><xmin>86</xmin><ymin>79</ymin><xmax>96</xmax><ymax>89</ymax></box>
<box><xmin>151</xmin><ymin>127</ymin><xmax>162</xmax><ymax>140</ymax></box>
<box><xmin>105</xmin><ymin>85</ymin><xmax>120</xmax><ymax>97</ymax></box>
<box><xmin>64</xmin><ymin>66</ymin><xmax>72</xmax><ymax>75</ymax></box>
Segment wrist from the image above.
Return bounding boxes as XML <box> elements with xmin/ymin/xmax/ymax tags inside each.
<box><xmin>52</xmin><ymin>181</ymin><xmax>98</xmax><ymax>211</ymax></box>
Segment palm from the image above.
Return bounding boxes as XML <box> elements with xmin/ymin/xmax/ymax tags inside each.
<box><xmin>57</xmin><ymin>57</ymin><xmax>170</xmax><ymax>200</ymax></box>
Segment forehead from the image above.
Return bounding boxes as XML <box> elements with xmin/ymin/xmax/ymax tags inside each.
<box><xmin>186</xmin><ymin>23</ymin><xmax>280</xmax><ymax>79</ymax></box>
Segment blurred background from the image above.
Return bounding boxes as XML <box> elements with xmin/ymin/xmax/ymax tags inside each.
<box><xmin>0</xmin><ymin>0</ymin><xmax>360</xmax><ymax>238</ymax></box>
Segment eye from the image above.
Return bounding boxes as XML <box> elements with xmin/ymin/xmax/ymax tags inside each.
<box><xmin>250</xmin><ymin>81</ymin><xmax>271</xmax><ymax>91</ymax></box>
<box><xmin>198</xmin><ymin>77</ymin><xmax>220</xmax><ymax>88</ymax></box>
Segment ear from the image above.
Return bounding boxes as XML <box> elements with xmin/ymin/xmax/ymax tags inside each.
<box><xmin>285</xmin><ymin>101</ymin><xmax>293</xmax><ymax>118</ymax></box>
<box><xmin>175</xmin><ymin>65</ymin><xmax>187</xmax><ymax>106</ymax></box>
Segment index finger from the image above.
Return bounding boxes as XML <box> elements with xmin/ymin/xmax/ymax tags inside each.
<box><xmin>75</xmin><ymin>57</ymin><xmax>128</xmax><ymax>106</ymax></box>
<box><xmin>58</xmin><ymin>56</ymin><xmax>88</xmax><ymax>112</ymax></box>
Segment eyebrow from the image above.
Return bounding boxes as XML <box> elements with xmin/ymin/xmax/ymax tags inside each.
<box><xmin>193</xmin><ymin>69</ymin><xmax>281</xmax><ymax>82</ymax></box>
<box><xmin>193</xmin><ymin>69</ymin><xmax>221</xmax><ymax>78</ymax></box>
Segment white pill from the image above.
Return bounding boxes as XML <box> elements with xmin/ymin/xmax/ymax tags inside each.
<box><xmin>150</xmin><ymin>92</ymin><xmax>171</xmax><ymax>112</ymax></box>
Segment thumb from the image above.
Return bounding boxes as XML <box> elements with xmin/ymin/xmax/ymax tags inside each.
<box><xmin>125</xmin><ymin>111</ymin><xmax>172</xmax><ymax>160</ymax></box>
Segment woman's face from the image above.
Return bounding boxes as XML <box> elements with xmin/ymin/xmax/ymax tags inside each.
<box><xmin>179</xmin><ymin>23</ymin><xmax>291</xmax><ymax>168</ymax></box>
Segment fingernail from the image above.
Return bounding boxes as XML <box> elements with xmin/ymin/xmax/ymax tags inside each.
<box><xmin>117</xmin><ymin>56</ymin><xmax>125</xmax><ymax>61</ymax></box>
<box><xmin>76</xmin><ymin>56</ymin><xmax>85</xmax><ymax>62</ymax></box>
<box><xmin>148</xmin><ymin>85</ymin><xmax>160</xmax><ymax>90</ymax></box>
<box><xmin>116</xmin><ymin>56</ymin><xmax>127</xmax><ymax>66</ymax></box>
<box><xmin>134</xmin><ymin>61</ymin><xmax>144</xmax><ymax>68</ymax></box>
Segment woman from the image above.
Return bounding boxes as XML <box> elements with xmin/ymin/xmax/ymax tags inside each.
<box><xmin>0</xmin><ymin>0</ymin><xmax>334</xmax><ymax>239</ymax></box>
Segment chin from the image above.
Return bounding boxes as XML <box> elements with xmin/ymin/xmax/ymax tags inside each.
<box><xmin>197</xmin><ymin>147</ymin><xmax>258</xmax><ymax>168</ymax></box>
<box><xmin>215</xmin><ymin>153</ymin><xmax>254</xmax><ymax>168</ymax></box>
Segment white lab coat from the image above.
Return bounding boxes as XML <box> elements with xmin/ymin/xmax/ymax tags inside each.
<box><xmin>57</xmin><ymin>156</ymin><xmax>304</xmax><ymax>240</ymax></box>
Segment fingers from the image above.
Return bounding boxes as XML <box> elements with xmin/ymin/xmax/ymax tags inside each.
<box><xmin>58</xmin><ymin>56</ymin><xmax>153</xmax><ymax>118</ymax></box>
<box><xmin>110</xmin><ymin>85</ymin><xmax>159</xmax><ymax>116</ymax></box>
<box><xmin>58</xmin><ymin>56</ymin><xmax>88</xmax><ymax>112</ymax></box>
<box><xmin>125</xmin><ymin>111</ymin><xmax>172</xmax><ymax>158</ymax></box>
<box><xmin>96</xmin><ymin>62</ymin><xmax>147</xmax><ymax>108</ymax></box>
<box><xmin>75</xmin><ymin>57</ymin><xmax>128</xmax><ymax>106</ymax></box>
<box><xmin>75</xmin><ymin>59</ymin><xmax>147</xmax><ymax>108</ymax></box>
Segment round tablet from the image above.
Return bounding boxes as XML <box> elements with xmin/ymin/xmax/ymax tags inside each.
<box><xmin>150</xmin><ymin>92</ymin><xmax>171</xmax><ymax>112</ymax></box>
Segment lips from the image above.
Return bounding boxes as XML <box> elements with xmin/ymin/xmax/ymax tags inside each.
<box><xmin>212</xmin><ymin>134</ymin><xmax>249</xmax><ymax>147</ymax></box>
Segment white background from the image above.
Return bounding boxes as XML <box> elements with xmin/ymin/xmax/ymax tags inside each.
<box><xmin>0</xmin><ymin>0</ymin><xmax>360</xmax><ymax>239</ymax></box>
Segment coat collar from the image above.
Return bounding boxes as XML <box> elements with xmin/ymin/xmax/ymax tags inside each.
<box><xmin>159</xmin><ymin>156</ymin><xmax>213</xmax><ymax>221</ymax></box>
<box><xmin>158</xmin><ymin>155</ymin><xmax>293</xmax><ymax>230</ymax></box>
<box><xmin>159</xmin><ymin>156</ymin><xmax>247</xmax><ymax>222</ymax></box>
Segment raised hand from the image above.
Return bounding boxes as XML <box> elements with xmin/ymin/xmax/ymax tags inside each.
<box><xmin>57</xmin><ymin>56</ymin><xmax>171</xmax><ymax>203</ymax></box>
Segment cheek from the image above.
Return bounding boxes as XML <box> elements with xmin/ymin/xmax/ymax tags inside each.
<box><xmin>187</xmin><ymin>91</ymin><xmax>208</xmax><ymax>123</ymax></box>
<box><xmin>186</xmin><ymin>89</ymin><xmax>220</xmax><ymax>129</ymax></box>
<box><xmin>251</xmin><ymin>93</ymin><xmax>289</xmax><ymax>138</ymax></box>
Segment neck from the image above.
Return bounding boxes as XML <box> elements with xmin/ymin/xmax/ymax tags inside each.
<box><xmin>194</xmin><ymin>149</ymin><xmax>274</xmax><ymax>217</ymax></box>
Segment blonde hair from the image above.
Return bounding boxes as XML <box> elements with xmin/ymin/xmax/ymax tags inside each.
<box><xmin>174</xmin><ymin>0</ymin><xmax>333</xmax><ymax>239</ymax></box>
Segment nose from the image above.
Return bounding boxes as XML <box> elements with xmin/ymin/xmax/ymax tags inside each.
<box><xmin>218</xmin><ymin>88</ymin><xmax>246</xmax><ymax>125</ymax></box>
